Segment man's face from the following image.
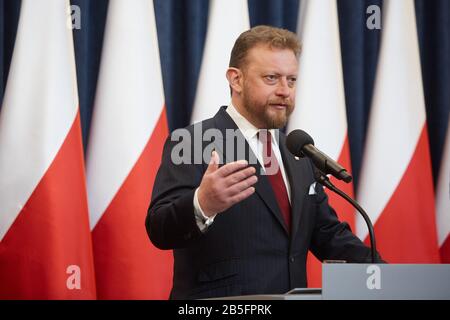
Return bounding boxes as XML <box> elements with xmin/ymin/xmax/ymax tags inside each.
<box><xmin>240</xmin><ymin>45</ymin><xmax>298</xmax><ymax>129</ymax></box>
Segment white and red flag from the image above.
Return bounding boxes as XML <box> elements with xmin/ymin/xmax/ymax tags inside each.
<box><xmin>436</xmin><ymin>119</ymin><xmax>450</xmax><ymax>262</ymax></box>
<box><xmin>190</xmin><ymin>0</ymin><xmax>250</xmax><ymax>124</ymax></box>
<box><xmin>86</xmin><ymin>0</ymin><xmax>172</xmax><ymax>299</ymax></box>
<box><xmin>357</xmin><ymin>0</ymin><xmax>440</xmax><ymax>263</ymax></box>
<box><xmin>288</xmin><ymin>0</ymin><xmax>355</xmax><ymax>287</ymax></box>
<box><xmin>0</xmin><ymin>0</ymin><xmax>96</xmax><ymax>299</ymax></box>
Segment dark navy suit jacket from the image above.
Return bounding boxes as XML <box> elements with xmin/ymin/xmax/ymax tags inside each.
<box><xmin>146</xmin><ymin>106</ymin><xmax>378</xmax><ymax>299</ymax></box>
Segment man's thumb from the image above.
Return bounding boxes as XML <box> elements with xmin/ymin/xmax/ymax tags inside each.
<box><xmin>206</xmin><ymin>150</ymin><xmax>219</xmax><ymax>173</ymax></box>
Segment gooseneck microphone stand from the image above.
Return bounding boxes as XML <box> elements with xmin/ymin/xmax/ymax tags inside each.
<box><xmin>314</xmin><ymin>169</ymin><xmax>378</xmax><ymax>264</ymax></box>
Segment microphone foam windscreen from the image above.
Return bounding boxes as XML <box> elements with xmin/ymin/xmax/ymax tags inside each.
<box><xmin>286</xmin><ymin>129</ymin><xmax>315</xmax><ymax>157</ymax></box>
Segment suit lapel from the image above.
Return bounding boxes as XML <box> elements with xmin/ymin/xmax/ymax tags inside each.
<box><xmin>212</xmin><ymin>107</ymin><xmax>289</xmax><ymax>235</ymax></box>
<box><xmin>278</xmin><ymin>134</ymin><xmax>311</xmax><ymax>240</ymax></box>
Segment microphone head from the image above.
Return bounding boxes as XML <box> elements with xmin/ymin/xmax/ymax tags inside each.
<box><xmin>286</xmin><ymin>129</ymin><xmax>315</xmax><ymax>158</ymax></box>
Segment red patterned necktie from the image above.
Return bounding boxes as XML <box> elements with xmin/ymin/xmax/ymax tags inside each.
<box><xmin>259</xmin><ymin>130</ymin><xmax>291</xmax><ymax>233</ymax></box>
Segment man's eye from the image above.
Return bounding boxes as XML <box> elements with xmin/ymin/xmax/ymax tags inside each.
<box><xmin>288</xmin><ymin>77</ymin><xmax>297</xmax><ymax>85</ymax></box>
<box><xmin>265</xmin><ymin>75</ymin><xmax>277</xmax><ymax>81</ymax></box>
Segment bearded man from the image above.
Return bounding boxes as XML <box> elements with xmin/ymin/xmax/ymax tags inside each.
<box><xmin>146</xmin><ymin>25</ymin><xmax>381</xmax><ymax>300</ymax></box>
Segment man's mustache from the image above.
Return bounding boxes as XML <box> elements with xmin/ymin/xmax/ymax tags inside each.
<box><xmin>267</xmin><ymin>99</ymin><xmax>293</xmax><ymax>108</ymax></box>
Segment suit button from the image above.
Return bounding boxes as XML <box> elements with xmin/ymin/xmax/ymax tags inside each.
<box><xmin>290</xmin><ymin>257</ymin><xmax>295</xmax><ymax>263</ymax></box>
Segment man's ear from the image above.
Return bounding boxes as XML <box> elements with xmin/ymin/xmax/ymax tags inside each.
<box><xmin>226</xmin><ymin>67</ymin><xmax>243</xmax><ymax>94</ymax></box>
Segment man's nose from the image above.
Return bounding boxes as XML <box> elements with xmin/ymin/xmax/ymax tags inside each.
<box><xmin>275</xmin><ymin>78</ymin><xmax>290</xmax><ymax>97</ymax></box>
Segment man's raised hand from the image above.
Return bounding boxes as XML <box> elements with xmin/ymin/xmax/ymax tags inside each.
<box><xmin>197</xmin><ymin>151</ymin><xmax>257</xmax><ymax>217</ymax></box>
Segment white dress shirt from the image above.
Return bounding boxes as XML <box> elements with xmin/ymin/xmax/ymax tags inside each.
<box><xmin>193</xmin><ymin>104</ymin><xmax>292</xmax><ymax>231</ymax></box>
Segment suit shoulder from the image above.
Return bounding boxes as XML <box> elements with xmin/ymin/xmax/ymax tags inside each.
<box><xmin>170</xmin><ymin>117</ymin><xmax>216</xmax><ymax>137</ymax></box>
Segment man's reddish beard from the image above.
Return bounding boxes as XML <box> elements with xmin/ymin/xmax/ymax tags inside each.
<box><xmin>242</xmin><ymin>90</ymin><xmax>294</xmax><ymax>129</ymax></box>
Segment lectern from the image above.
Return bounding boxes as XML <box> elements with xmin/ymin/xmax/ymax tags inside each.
<box><xmin>210</xmin><ymin>264</ymin><xmax>450</xmax><ymax>300</ymax></box>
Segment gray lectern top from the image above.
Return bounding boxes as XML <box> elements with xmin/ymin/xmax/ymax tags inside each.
<box><xmin>209</xmin><ymin>264</ymin><xmax>450</xmax><ymax>300</ymax></box>
<box><xmin>322</xmin><ymin>263</ymin><xmax>450</xmax><ymax>300</ymax></box>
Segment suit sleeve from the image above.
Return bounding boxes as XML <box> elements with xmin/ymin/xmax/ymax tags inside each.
<box><xmin>146</xmin><ymin>134</ymin><xmax>205</xmax><ymax>250</ymax></box>
<box><xmin>309</xmin><ymin>183</ymin><xmax>384</xmax><ymax>263</ymax></box>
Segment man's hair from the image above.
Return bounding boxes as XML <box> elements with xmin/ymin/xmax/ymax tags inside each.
<box><xmin>229</xmin><ymin>25</ymin><xmax>301</xmax><ymax>69</ymax></box>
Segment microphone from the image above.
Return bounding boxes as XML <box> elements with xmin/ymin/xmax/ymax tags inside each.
<box><xmin>286</xmin><ymin>129</ymin><xmax>379</xmax><ymax>263</ymax></box>
<box><xmin>286</xmin><ymin>129</ymin><xmax>352</xmax><ymax>183</ymax></box>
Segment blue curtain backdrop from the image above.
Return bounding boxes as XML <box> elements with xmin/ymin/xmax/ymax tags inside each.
<box><xmin>0</xmin><ymin>0</ymin><xmax>449</xmax><ymax>191</ymax></box>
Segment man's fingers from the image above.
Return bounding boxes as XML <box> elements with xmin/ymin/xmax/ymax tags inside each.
<box><xmin>226</xmin><ymin>175</ymin><xmax>258</xmax><ymax>195</ymax></box>
<box><xmin>228</xmin><ymin>186</ymin><xmax>256</xmax><ymax>205</ymax></box>
<box><xmin>205</xmin><ymin>151</ymin><xmax>219</xmax><ymax>174</ymax></box>
<box><xmin>216</xmin><ymin>159</ymin><xmax>250</xmax><ymax>178</ymax></box>
<box><xmin>224</xmin><ymin>166</ymin><xmax>256</xmax><ymax>187</ymax></box>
